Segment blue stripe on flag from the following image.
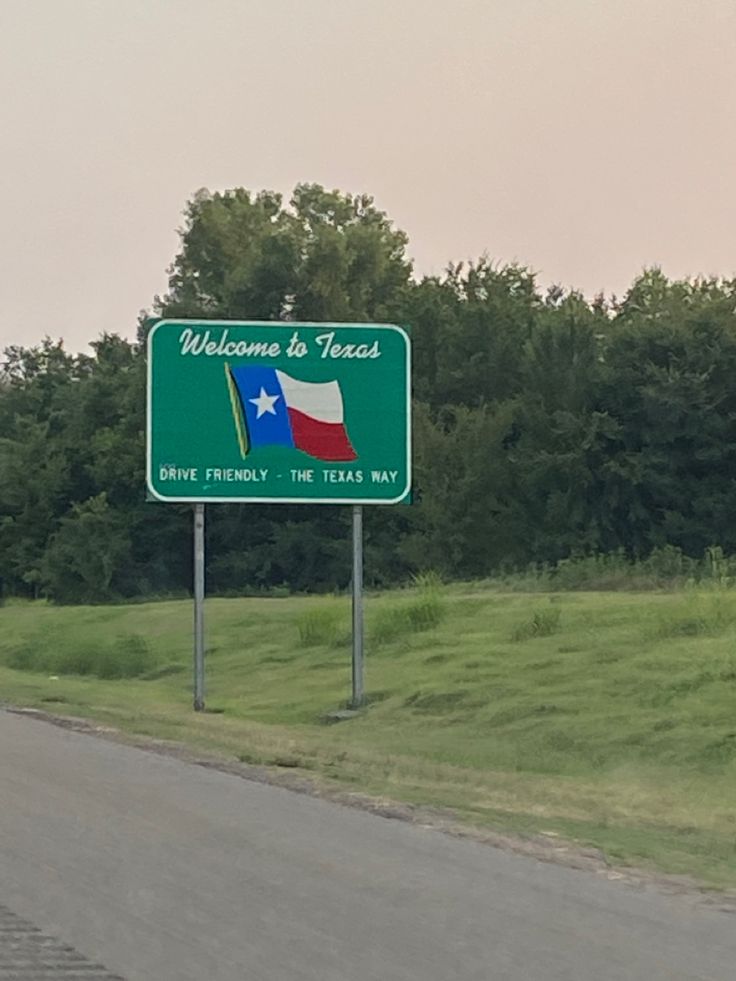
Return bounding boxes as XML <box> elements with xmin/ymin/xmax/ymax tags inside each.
<box><xmin>230</xmin><ymin>365</ymin><xmax>295</xmax><ymax>450</ymax></box>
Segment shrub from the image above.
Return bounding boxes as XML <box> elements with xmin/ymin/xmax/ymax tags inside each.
<box><xmin>407</xmin><ymin>572</ymin><xmax>445</xmax><ymax>629</ymax></box>
<box><xmin>511</xmin><ymin>607</ymin><xmax>562</xmax><ymax>642</ymax></box>
<box><xmin>371</xmin><ymin>572</ymin><xmax>446</xmax><ymax>645</ymax></box>
<box><xmin>54</xmin><ymin>646</ymin><xmax>99</xmax><ymax>676</ymax></box>
<box><xmin>297</xmin><ymin>606</ymin><xmax>344</xmax><ymax>647</ymax></box>
<box><xmin>3</xmin><ymin>633</ymin><xmax>156</xmax><ymax>679</ymax></box>
<box><xmin>95</xmin><ymin>635</ymin><xmax>156</xmax><ymax>679</ymax></box>
<box><xmin>6</xmin><ymin>643</ymin><xmax>40</xmax><ymax>672</ymax></box>
<box><xmin>655</xmin><ymin>591</ymin><xmax>736</xmax><ymax>639</ymax></box>
<box><xmin>372</xmin><ymin>606</ymin><xmax>411</xmax><ymax>645</ymax></box>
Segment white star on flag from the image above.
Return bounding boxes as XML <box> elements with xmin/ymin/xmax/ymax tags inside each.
<box><xmin>249</xmin><ymin>387</ymin><xmax>280</xmax><ymax>418</ymax></box>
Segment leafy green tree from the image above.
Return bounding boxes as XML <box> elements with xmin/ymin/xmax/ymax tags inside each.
<box><xmin>151</xmin><ymin>188</ymin><xmax>299</xmax><ymax>323</ymax></box>
<box><xmin>151</xmin><ymin>183</ymin><xmax>411</xmax><ymax>328</ymax></box>
<box><xmin>0</xmin><ymin>341</ymin><xmax>77</xmax><ymax>596</ymax></box>
<box><xmin>40</xmin><ymin>494</ymin><xmax>132</xmax><ymax>603</ymax></box>
<box><xmin>148</xmin><ymin>183</ymin><xmax>414</xmax><ymax>593</ymax></box>
<box><xmin>5</xmin><ymin>187</ymin><xmax>736</xmax><ymax>601</ymax></box>
<box><xmin>600</xmin><ymin>272</ymin><xmax>736</xmax><ymax>555</ymax></box>
<box><xmin>0</xmin><ymin>420</ymin><xmax>71</xmax><ymax>597</ymax></box>
<box><xmin>408</xmin><ymin>260</ymin><xmax>540</xmax><ymax>410</ymax></box>
<box><xmin>401</xmin><ymin>401</ymin><xmax>521</xmax><ymax>576</ymax></box>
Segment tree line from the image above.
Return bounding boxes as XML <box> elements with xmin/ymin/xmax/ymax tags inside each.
<box><xmin>2</xmin><ymin>183</ymin><xmax>736</xmax><ymax>603</ymax></box>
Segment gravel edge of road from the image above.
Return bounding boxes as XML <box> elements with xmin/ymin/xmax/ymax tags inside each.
<box><xmin>3</xmin><ymin>703</ymin><xmax>735</xmax><ymax>915</ymax></box>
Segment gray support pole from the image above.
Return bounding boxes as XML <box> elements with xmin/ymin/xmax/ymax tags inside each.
<box><xmin>351</xmin><ymin>505</ymin><xmax>365</xmax><ymax>707</ymax></box>
<box><xmin>193</xmin><ymin>503</ymin><xmax>206</xmax><ymax>712</ymax></box>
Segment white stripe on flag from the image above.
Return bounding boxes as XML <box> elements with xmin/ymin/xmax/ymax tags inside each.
<box><xmin>275</xmin><ymin>370</ymin><xmax>345</xmax><ymax>424</ymax></box>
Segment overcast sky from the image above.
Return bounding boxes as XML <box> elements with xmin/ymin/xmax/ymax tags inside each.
<box><xmin>2</xmin><ymin>0</ymin><xmax>735</xmax><ymax>352</ymax></box>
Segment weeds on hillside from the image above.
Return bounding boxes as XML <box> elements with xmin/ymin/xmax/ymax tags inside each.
<box><xmin>3</xmin><ymin>632</ymin><xmax>157</xmax><ymax>679</ymax></box>
<box><xmin>510</xmin><ymin>606</ymin><xmax>561</xmax><ymax>642</ymax></box>
<box><xmin>474</xmin><ymin>545</ymin><xmax>736</xmax><ymax>594</ymax></box>
<box><xmin>295</xmin><ymin>573</ymin><xmax>446</xmax><ymax>648</ymax></box>
<box><xmin>372</xmin><ymin>571</ymin><xmax>446</xmax><ymax>646</ymax></box>
<box><xmin>654</xmin><ymin>589</ymin><xmax>736</xmax><ymax>639</ymax></box>
<box><xmin>296</xmin><ymin>607</ymin><xmax>344</xmax><ymax>647</ymax></box>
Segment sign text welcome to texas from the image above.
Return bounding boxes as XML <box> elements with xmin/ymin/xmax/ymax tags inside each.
<box><xmin>146</xmin><ymin>321</ymin><xmax>411</xmax><ymax>504</ymax></box>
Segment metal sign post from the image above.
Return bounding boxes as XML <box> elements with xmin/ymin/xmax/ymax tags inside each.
<box><xmin>193</xmin><ymin>503</ymin><xmax>205</xmax><ymax>712</ymax></box>
<box><xmin>351</xmin><ymin>505</ymin><xmax>365</xmax><ymax>707</ymax></box>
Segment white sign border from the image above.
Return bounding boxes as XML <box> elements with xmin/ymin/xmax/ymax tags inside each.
<box><xmin>146</xmin><ymin>319</ymin><xmax>412</xmax><ymax>505</ymax></box>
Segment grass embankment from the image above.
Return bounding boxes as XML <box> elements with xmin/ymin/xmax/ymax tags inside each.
<box><xmin>1</xmin><ymin>583</ymin><xmax>735</xmax><ymax>888</ymax></box>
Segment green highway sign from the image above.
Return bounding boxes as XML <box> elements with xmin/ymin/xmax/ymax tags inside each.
<box><xmin>146</xmin><ymin>320</ymin><xmax>411</xmax><ymax>504</ymax></box>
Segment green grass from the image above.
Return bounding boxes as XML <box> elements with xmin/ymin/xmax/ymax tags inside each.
<box><xmin>510</xmin><ymin>604</ymin><xmax>561</xmax><ymax>641</ymax></box>
<box><xmin>371</xmin><ymin>574</ymin><xmax>446</xmax><ymax>644</ymax></box>
<box><xmin>6</xmin><ymin>629</ymin><xmax>157</xmax><ymax>679</ymax></box>
<box><xmin>296</xmin><ymin>604</ymin><xmax>345</xmax><ymax>647</ymax></box>
<box><xmin>2</xmin><ymin>585</ymin><xmax>736</xmax><ymax>889</ymax></box>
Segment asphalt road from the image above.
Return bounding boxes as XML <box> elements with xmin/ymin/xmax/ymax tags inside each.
<box><xmin>0</xmin><ymin>901</ymin><xmax>123</xmax><ymax>979</ymax></box>
<box><xmin>0</xmin><ymin>710</ymin><xmax>734</xmax><ymax>981</ymax></box>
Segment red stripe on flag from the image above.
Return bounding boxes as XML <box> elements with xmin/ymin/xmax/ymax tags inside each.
<box><xmin>287</xmin><ymin>408</ymin><xmax>357</xmax><ymax>462</ymax></box>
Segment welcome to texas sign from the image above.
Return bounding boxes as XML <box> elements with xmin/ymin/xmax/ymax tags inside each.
<box><xmin>146</xmin><ymin>321</ymin><xmax>411</xmax><ymax>504</ymax></box>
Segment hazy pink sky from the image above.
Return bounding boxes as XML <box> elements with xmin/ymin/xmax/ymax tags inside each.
<box><xmin>2</xmin><ymin>0</ymin><xmax>735</xmax><ymax>352</ymax></box>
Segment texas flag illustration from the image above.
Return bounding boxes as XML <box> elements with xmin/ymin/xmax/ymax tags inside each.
<box><xmin>227</xmin><ymin>364</ymin><xmax>357</xmax><ymax>462</ymax></box>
